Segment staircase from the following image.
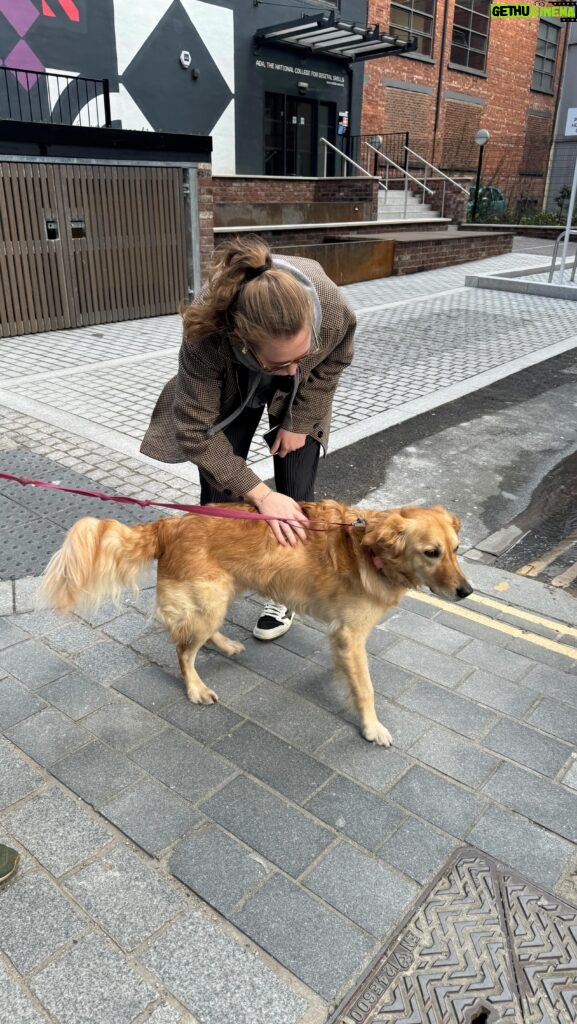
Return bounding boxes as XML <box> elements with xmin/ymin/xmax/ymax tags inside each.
<box><xmin>377</xmin><ymin>187</ymin><xmax>440</xmax><ymax>220</ymax></box>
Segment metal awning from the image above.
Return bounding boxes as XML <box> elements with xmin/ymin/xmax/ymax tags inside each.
<box><xmin>255</xmin><ymin>11</ymin><xmax>417</xmax><ymax>63</ymax></box>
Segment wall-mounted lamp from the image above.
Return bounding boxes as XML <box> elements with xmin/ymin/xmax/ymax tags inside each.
<box><xmin>180</xmin><ymin>50</ymin><xmax>192</xmax><ymax>69</ymax></box>
<box><xmin>297</xmin><ymin>80</ymin><xmax>309</xmax><ymax>94</ymax></box>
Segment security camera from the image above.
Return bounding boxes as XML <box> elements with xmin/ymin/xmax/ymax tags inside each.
<box><xmin>297</xmin><ymin>81</ymin><xmax>309</xmax><ymax>94</ymax></box>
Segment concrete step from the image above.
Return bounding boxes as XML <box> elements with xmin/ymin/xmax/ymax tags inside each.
<box><xmin>378</xmin><ymin>206</ymin><xmax>441</xmax><ymax>220</ymax></box>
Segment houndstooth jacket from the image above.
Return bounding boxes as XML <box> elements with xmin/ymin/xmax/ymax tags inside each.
<box><xmin>140</xmin><ymin>255</ymin><xmax>356</xmax><ymax>497</ymax></box>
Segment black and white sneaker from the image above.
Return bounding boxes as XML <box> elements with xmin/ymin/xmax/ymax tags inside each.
<box><xmin>253</xmin><ymin>602</ymin><xmax>295</xmax><ymax>641</ymax></box>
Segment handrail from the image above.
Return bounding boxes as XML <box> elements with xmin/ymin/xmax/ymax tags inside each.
<box><xmin>319</xmin><ymin>137</ymin><xmax>387</xmax><ymax>189</ymax></box>
<box><xmin>404</xmin><ymin>146</ymin><xmax>469</xmax><ymax>195</ymax></box>
<box><xmin>548</xmin><ymin>228</ymin><xmax>577</xmax><ymax>284</ymax></box>
<box><xmin>363</xmin><ymin>141</ymin><xmax>434</xmax><ymax>196</ymax></box>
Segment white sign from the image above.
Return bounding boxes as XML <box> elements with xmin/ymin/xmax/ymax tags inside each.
<box><xmin>566</xmin><ymin>107</ymin><xmax>577</xmax><ymax>136</ymax></box>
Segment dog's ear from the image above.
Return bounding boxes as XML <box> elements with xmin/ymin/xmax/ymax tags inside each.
<box><xmin>430</xmin><ymin>505</ymin><xmax>461</xmax><ymax>533</ymax></box>
<box><xmin>361</xmin><ymin>512</ymin><xmax>410</xmax><ymax>556</ymax></box>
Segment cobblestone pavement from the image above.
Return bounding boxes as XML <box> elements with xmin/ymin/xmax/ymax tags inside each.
<box><xmin>2</xmin><ymin>249</ymin><xmax>577</xmax><ymax>502</ymax></box>
<box><xmin>1</xmin><ymin>246</ymin><xmax>577</xmax><ymax>1024</ymax></box>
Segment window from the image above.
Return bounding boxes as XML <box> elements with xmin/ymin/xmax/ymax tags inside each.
<box><xmin>532</xmin><ymin>20</ymin><xmax>560</xmax><ymax>94</ymax></box>
<box><xmin>390</xmin><ymin>0</ymin><xmax>436</xmax><ymax>57</ymax></box>
<box><xmin>450</xmin><ymin>0</ymin><xmax>489</xmax><ymax>73</ymax></box>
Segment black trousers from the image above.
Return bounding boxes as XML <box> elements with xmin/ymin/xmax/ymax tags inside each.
<box><xmin>199</xmin><ymin>407</ymin><xmax>320</xmax><ymax>504</ymax></box>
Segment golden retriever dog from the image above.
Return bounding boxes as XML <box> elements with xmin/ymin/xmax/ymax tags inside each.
<box><xmin>40</xmin><ymin>501</ymin><xmax>472</xmax><ymax>747</ymax></box>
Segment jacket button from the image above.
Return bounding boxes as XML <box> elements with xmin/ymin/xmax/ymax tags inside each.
<box><xmin>224</xmin><ymin>488</ymin><xmax>232</xmax><ymax>496</ymax></box>
<box><xmin>317</xmin><ymin>430</ymin><xmax>323</xmax><ymax>438</ymax></box>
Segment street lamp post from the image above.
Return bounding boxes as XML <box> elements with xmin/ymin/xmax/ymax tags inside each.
<box><xmin>471</xmin><ymin>129</ymin><xmax>490</xmax><ymax>223</ymax></box>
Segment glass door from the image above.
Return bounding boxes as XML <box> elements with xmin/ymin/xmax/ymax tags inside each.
<box><xmin>285</xmin><ymin>96</ymin><xmax>315</xmax><ymax>176</ymax></box>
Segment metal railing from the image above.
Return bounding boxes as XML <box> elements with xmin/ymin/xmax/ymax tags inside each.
<box><xmin>404</xmin><ymin>145</ymin><xmax>468</xmax><ymax>219</ymax></box>
<box><xmin>0</xmin><ymin>66</ymin><xmax>112</xmax><ymax>128</ymax></box>
<box><xmin>345</xmin><ymin>131</ymin><xmax>409</xmax><ymax>177</ymax></box>
<box><xmin>320</xmin><ymin>137</ymin><xmax>387</xmax><ymax>190</ymax></box>
<box><xmin>548</xmin><ymin>229</ymin><xmax>577</xmax><ymax>284</ymax></box>
<box><xmin>363</xmin><ymin>140</ymin><xmax>433</xmax><ymax>219</ymax></box>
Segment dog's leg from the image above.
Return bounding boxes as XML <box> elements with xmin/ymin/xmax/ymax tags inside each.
<box><xmin>206</xmin><ymin>631</ymin><xmax>245</xmax><ymax>657</ymax></box>
<box><xmin>156</xmin><ymin>580</ymin><xmax>234</xmax><ymax>704</ymax></box>
<box><xmin>330</xmin><ymin>625</ymin><xmax>392</xmax><ymax>747</ymax></box>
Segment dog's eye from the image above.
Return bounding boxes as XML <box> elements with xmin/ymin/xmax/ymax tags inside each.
<box><xmin>424</xmin><ymin>549</ymin><xmax>440</xmax><ymax>559</ymax></box>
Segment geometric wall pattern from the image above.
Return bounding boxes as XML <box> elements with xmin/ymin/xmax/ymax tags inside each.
<box><xmin>0</xmin><ymin>0</ymin><xmax>235</xmax><ymax>170</ymax></box>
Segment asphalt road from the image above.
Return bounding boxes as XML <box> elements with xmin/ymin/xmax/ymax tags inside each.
<box><xmin>316</xmin><ymin>349</ymin><xmax>577</xmax><ymax>596</ymax></box>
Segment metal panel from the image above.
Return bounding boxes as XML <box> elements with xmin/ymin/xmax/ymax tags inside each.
<box><xmin>0</xmin><ymin>161</ymin><xmax>190</xmax><ymax>338</ymax></box>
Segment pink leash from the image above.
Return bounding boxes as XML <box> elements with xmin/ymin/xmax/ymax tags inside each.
<box><xmin>0</xmin><ymin>471</ymin><xmax>354</xmax><ymax>531</ymax></box>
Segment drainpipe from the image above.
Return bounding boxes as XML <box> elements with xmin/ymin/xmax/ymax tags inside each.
<box><xmin>432</xmin><ymin>0</ymin><xmax>450</xmax><ymax>166</ymax></box>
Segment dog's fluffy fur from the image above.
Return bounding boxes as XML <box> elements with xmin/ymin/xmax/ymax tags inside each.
<box><xmin>40</xmin><ymin>501</ymin><xmax>472</xmax><ymax>746</ymax></box>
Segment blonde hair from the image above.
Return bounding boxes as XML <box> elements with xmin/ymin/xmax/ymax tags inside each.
<box><xmin>181</xmin><ymin>235</ymin><xmax>312</xmax><ymax>351</ymax></box>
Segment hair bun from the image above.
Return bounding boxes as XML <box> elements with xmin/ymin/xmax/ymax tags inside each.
<box><xmin>245</xmin><ymin>263</ymin><xmax>269</xmax><ymax>282</ymax></box>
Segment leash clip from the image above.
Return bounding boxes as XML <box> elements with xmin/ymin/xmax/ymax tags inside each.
<box><xmin>352</xmin><ymin>517</ymin><xmax>367</xmax><ymax>529</ymax></box>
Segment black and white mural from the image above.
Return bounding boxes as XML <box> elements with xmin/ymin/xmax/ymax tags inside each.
<box><xmin>1</xmin><ymin>0</ymin><xmax>367</xmax><ymax>174</ymax></box>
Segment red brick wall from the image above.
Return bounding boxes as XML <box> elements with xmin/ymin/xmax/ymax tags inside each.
<box><xmin>196</xmin><ymin>163</ymin><xmax>214</xmax><ymax>280</ymax></box>
<box><xmin>212</xmin><ymin>176</ymin><xmax>379</xmax><ymax>205</ymax></box>
<box><xmin>393</xmin><ymin>232</ymin><xmax>512</xmax><ymax>275</ymax></box>
<box><xmin>363</xmin><ymin>1</ymin><xmax>563</xmax><ymax>180</ymax></box>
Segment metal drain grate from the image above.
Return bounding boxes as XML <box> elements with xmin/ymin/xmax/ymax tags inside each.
<box><xmin>329</xmin><ymin>849</ymin><xmax>577</xmax><ymax>1024</ymax></box>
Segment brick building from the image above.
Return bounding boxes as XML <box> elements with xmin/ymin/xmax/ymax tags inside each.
<box><xmin>360</xmin><ymin>2</ymin><xmax>568</xmax><ymax>214</ymax></box>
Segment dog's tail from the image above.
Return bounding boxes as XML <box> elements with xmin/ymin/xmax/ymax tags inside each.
<box><xmin>40</xmin><ymin>517</ymin><xmax>162</xmax><ymax>614</ymax></box>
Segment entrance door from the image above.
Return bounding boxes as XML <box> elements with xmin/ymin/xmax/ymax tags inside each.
<box><xmin>264</xmin><ymin>92</ymin><xmax>321</xmax><ymax>176</ymax></box>
<box><xmin>285</xmin><ymin>97</ymin><xmax>314</xmax><ymax>176</ymax></box>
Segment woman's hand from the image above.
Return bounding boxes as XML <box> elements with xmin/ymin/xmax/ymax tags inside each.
<box><xmin>269</xmin><ymin>429</ymin><xmax>307</xmax><ymax>458</ymax></box>
<box><xmin>247</xmin><ymin>484</ymin><xmax>309</xmax><ymax>546</ymax></box>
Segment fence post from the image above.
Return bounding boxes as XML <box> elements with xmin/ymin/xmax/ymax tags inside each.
<box><xmin>102</xmin><ymin>78</ymin><xmax>112</xmax><ymax>127</ymax></box>
<box><xmin>184</xmin><ymin>166</ymin><xmax>202</xmax><ymax>299</ymax></box>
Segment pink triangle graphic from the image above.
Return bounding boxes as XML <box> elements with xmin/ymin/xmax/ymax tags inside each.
<box><xmin>4</xmin><ymin>40</ymin><xmax>44</xmax><ymax>89</ymax></box>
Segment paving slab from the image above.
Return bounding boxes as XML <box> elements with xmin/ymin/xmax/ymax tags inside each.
<box><xmin>2</xmin><ymin>253</ymin><xmax>577</xmax><ymax>1023</ymax></box>
<box><xmin>140</xmin><ymin>911</ymin><xmax>309</xmax><ymax>1024</ymax></box>
<box><xmin>212</xmin><ymin>721</ymin><xmax>333</xmax><ymax>804</ymax></box>
<box><xmin>201</xmin><ymin>775</ymin><xmax>334</xmax><ymax>878</ymax></box>
<box><xmin>0</xmin><ymin>873</ymin><xmax>86</xmax><ymax>973</ymax></box>
<box><xmin>232</xmin><ymin>874</ymin><xmax>375</xmax><ymax>1001</ymax></box>
<box><xmin>0</xmin><ymin>960</ymin><xmax>49</xmax><ymax>1024</ymax></box>
<box><xmin>169</xmin><ymin>823</ymin><xmax>271</xmax><ymax>915</ymax></box>
<box><xmin>303</xmin><ymin>842</ymin><xmax>419</xmax><ymax>938</ymax></box>
<box><xmin>100</xmin><ymin>777</ymin><xmax>200</xmax><ymax>856</ymax></box>
<box><xmin>3</xmin><ymin>787</ymin><xmax>113</xmax><ymax>876</ymax></box>
<box><xmin>63</xmin><ymin>845</ymin><xmax>186</xmax><ymax>951</ymax></box>
<box><xmin>30</xmin><ymin>934</ymin><xmax>157</xmax><ymax>1024</ymax></box>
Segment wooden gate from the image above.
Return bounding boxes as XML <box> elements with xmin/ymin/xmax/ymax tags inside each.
<box><xmin>0</xmin><ymin>161</ymin><xmax>189</xmax><ymax>337</ymax></box>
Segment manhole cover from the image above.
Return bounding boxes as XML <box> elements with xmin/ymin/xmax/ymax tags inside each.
<box><xmin>329</xmin><ymin>848</ymin><xmax>577</xmax><ymax>1024</ymax></box>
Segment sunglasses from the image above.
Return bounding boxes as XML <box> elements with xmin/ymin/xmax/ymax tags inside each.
<box><xmin>246</xmin><ymin>328</ymin><xmax>320</xmax><ymax>372</ymax></box>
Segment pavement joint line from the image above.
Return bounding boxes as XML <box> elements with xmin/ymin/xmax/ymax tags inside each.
<box><xmin>465</xmin><ymin>592</ymin><xmax>577</xmax><ymax>638</ymax></box>
<box><xmin>7</xmin><ymin>346</ymin><xmax>181</xmax><ymax>386</ymax></box>
<box><xmin>353</xmin><ymin>285</ymin><xmax>466</xmax><ymax>314</ymax></box>
<box><xmin>0</xmin><ymin>387</ymin><xmax>201</xmax><ymax>485</ymax></box>
<box><xmin>409</xmin><ymin>592</ymin><xmax>577</xmax><ymax>659</ymax></box>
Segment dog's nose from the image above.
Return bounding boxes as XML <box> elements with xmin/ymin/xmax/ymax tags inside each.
<box><xmin>456</xmin><ymin>581</ymin><xmax>473</xmax><ymax>600</ymax></box>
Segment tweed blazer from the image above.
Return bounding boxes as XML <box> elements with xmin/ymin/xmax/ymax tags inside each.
<box><xmin>140</xmin><ymin>255</ymin><xmax>356</xmax><ymax>497</ymax></box>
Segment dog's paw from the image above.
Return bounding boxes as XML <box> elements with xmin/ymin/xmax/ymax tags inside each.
<box><xmin>224</xmin><ymin>639</ymin><xmax>245</xmax><ymax>657</ymax></box>
<box><xmin>187</xmin><ymin>684</ymin><xmax>219</xmax><ymax>705</ymax></box>
<box><xmin>362</xmin><ymin>721</ymin><xmax>393</xmax><ymax>747</ymax></box>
